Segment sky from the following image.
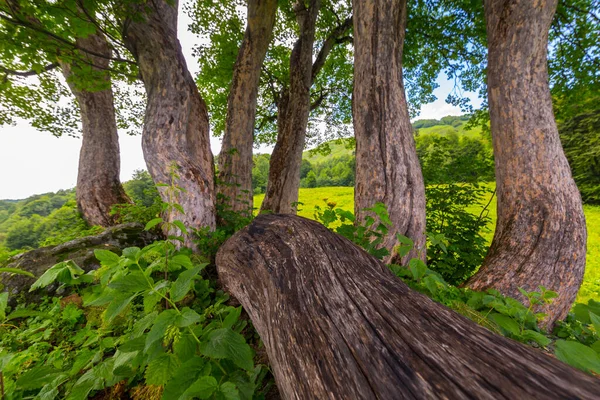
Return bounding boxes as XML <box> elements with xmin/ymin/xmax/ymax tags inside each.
<box><xmin>0</xmin><ymin>4</ymin><xmax>482</xmax><ymax>200</ymax></box>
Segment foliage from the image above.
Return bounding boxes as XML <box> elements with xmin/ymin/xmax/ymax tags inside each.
<box><xmin>390</xmin><ymin>247</ymin><xmax>600</xmax><ymax>375</ymax></box>
<box><xmin>0</xmin><ymin>169</ymin><xmax>269</xmax><ymax>400</ymax></box>
<box><xmin>0</xmin><ymin>0</ymin><xmax>143</xmax><ymax>138</ymax></box>
<box><xmin>111</xmin><ymin>170</ymin><xmax>164</xmax><ymax>226</ymax></box>
<box><xmin>559</xmin><ymin>109</ymin><xmax>600</xmax><ymax>204</ymax></box>
<box><xmin>415</xmin><ymin>131</ymin><xmax>494</xmax><ymax>184</ymax></box>
<box><xmin>425</xmin><ymin>184</ymin><xmax>491</xmax><ymax>284</ymax></box>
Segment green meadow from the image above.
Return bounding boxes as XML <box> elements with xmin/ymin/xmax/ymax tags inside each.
<box><xmin>255</xmin><ymin>186</ymin><xmax>600</xmax><ymax>304</ymax></box>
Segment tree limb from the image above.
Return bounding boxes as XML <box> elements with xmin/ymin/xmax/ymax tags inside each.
<box><xmin>0</xmin><ymin>63</ymin><xmax>59</xmax><ymax>77</ymax></box>
<box><xmin>311</xmin><ymin>15</ymin><xmax>353</xmax><ymax>83</ymax></box>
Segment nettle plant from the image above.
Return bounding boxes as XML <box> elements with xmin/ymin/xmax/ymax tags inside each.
<box><xmin>313</xmin><ymin>200</ymin><xmax>600</xmax><ymax>375</ymax></box>
<box><xmin>0</xmin><ymin>168</ymin><xmax>269</xmax><ymax>400</ymax></box>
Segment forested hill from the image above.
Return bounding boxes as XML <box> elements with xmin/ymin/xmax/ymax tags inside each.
<box><xmin>254</xmin><ymin>114</ymin><xmax>490</xmax><ymax>192</ymax></box>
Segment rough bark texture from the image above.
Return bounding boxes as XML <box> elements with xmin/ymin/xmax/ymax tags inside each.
<box><xmin>466</xmin><ymin>0</ymin><xmax>587</xmax><ymax>328</ymax></box>
<box><xmin>61</xmin><ymin>32</ymin><xmax>130</xmax><ymax>227</ymax></box>
<box><xmin>352</xmin><ymin>0</ymin><xmax>426</xmax><ymax>264</ymax></box>
<box><xmin>1</xmin><ymin>223</ymin><xmax>158</xmax><ymax>306</ymax></box>
<box><xmin>123</xmin><ymin>0</ymin><xmax>216</xmax><ymax>245</ymax></box>
<box><xmin>217</xmin><ymin>0</ymin><xmax>277</xmax><ymax>217</ymax></box>
<box><xmin>217</xmin><ymin>215</ymin><xmax>600</xmax><ymax>399</ymax></box>
<box><xmin>260</xmin><ymin>0</ymin><xmax>321</xmax><ymax>214</ymax></box>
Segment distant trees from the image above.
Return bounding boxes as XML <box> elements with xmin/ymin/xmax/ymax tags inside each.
<box><xmin>559</xmin><ymin>109</ymin><xmax>600</xmax><ymax>205</ymax></box>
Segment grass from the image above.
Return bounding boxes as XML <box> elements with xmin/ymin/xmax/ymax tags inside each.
<box><xmin>254</xmin><ymin>186</ymin><xmax>600</xmax><ymax>304</ymax></box>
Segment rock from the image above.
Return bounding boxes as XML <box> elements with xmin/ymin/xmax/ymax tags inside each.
<box><xmin>0</xmin><ymin>223</ymin><xmax>159</xmax><ymax>305</ymax></box>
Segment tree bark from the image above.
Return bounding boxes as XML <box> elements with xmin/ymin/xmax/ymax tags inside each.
<box><xmin>260</xmin><ymin>0</ymin><xmax>321</xmax><ymax>214</ymax></box>
<box><xmin>61</xmin><ymin>32</ymin><xmax>130</xmax><ymax>227</ymax></box>
<box><xmin>466</xmin><ymin>0</ymin><xmax>587</xmax><ymax>328</ymax></box>
<box><xmin>217</xmin><ymin>0</ymin><xmax>277</xmax><ymax>218</ymax></box>
<box><xmin>352</xmin><ymin>0</ymin><xmax>426</xmax><ymax>264</ymax></box>
<box><xmin>123</xmin><ymin>0</ymin><xmax>216</xmax><ymax>245</ymax></box>
<box><xmin>216</xmin><ymin>215</ymin><xmax>600</xmax><ymax>399</ymax></box>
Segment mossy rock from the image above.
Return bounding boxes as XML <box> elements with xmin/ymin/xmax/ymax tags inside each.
<box><xmin>0</xmin><ymin>223</ymin><xmax>160</xmax><ymax>305</ymax></box>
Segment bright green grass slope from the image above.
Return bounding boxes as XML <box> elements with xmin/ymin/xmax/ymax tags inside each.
<box><xmin>254</xmin><ymin>186</ymin><xmax>600</xmax><ymax>303</ymax></box>
<box><xmin>417</xmin><ymin>121</ymin><xmax>484</xmax><ymax>139</ymax></box>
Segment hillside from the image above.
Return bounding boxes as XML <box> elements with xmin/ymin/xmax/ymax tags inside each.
<box><xmin>301</xmin><ymin>114</ymin><xmax>486</xmax><ymax>162</ymax></box>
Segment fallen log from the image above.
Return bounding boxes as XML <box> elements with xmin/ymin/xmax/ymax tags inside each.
<box><xmin>216</xmin><ymin>214</ymin><xmax>600</xmax><ymax>399</ymax></box>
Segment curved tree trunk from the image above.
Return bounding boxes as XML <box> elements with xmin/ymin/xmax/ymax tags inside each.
<box><xmin>217</xmin><ymin>0</ymin><xmax>277</xmax><ymax>218</ymax></box>
<box><xmin>61</xmin><ymin>32</ymin><xmax>130</xmax><ymax>227</ymax></box>
<box><xmin>123</xmin><ymin>0</ymin><xmax>216</xmax><ymax>245</ymax></box>
<box><xmin>260</xmin><ymin>0</ymin><xmax>320</xmax><ymax>214</ymax></box>
<box><xmin>352</xmin><ymin>0</ymin><xmax>426</xmax><ymax>264</ymax></box>
<box><xmin>217</xmin><ymin>215</ymin><xmax>600</xmax><ymax>399</ymax></box>
<box><xmin>466</xmin><ymin>0</ymin><xmax>587</xmax><ymax>328</ymax></box>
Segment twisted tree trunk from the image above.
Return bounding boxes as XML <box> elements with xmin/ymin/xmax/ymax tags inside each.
<box><xmin>123</xmin><ymin>0</ymin><xmax>216</xmax><ymax>245</ymax></box>
<box><xmin>466</xmin><ymin>0</ymin><xmax>587</xmax><ymax>328</ymax></box>
<box><xmin>216</xmin><ymin>214</ymin><xmax>600</xmax><ymax>399</ymax></box>
<box><xmin>217</xmin><ymin>0</ymin><xmax>277</xmax><ymax>218</ymax></box>
<box><xmin>61</xmin><ymin>32</ymin><xmax>130</xmax><ymax>227</ymax></box>
<box><xmin>352</xmin><ymin>0</ymin><xmax>426</xmax><ymax>264</ymax></box>
<box><xmin>260</xmin><ymin>0</ymin><xmax>321</xmax><ymax>214</ymax></box>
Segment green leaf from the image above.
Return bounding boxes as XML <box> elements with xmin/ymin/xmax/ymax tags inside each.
<box><xmin>104</xmin><ymin>293</ymin><xmax>137</xmax><ymax>323</ymax></box>
<box><xmin>171</xmin><ymin>254</ymin><xmax>194</xmax><ymax>269</ymax></box>
<box><xmin>173</xmin><ymin>220</ymin><xmax>188</xmax><ymax>235</ymax></box>
<box><xmin>589</xmin><ymin>312</ymin><xmax>600</xmax><ymax>334</ymax></box>
<box><xmin>162</xmin><ymin>358</ymin><xmax>206</xmax><ymax>400</ymax></box>
<box><xmin>122</xmin><ymin>247</ymin><xmax>141</xmax><ymax>260</ymax></box>
<box><xmin>145</xmin><ymin>353</ymin><xmax>180</xmax><ymax>386</ymax></box>
<box><xmin>184</xmin><ymin>376</ymin><xmax>218</xmax><ymax>399</ymax></box>
<box><xmin>222</xmin><ymin>307</ymin><xmax>242</xmax><ymax>329</ymax></box>
<box><xmin>487</xmin><ymin>313</ymin><xmax>520</xmax><ymax>336</ymax></box>
<box><xmin>200</xmin><ymin>328</ymin><xmax>254</xmax><ymax>371</ymax></box>
<box><xmin>94</xmin><ymin>249</ymin><xmax>121</xmax><ymax>267</ymax></box>
<box><xmin>145</xmin><ymin>217</ymin><xmax>163</xmax><ymax>231</ymax></box>
<box><xmin>177</xmin><ymin>307</ymin><xmax>202</xmax><ymax>327</ymax></box>
<box><xmin>555</xmin><ymin>340</ymin><xmax>600</xmax><ymax>374</ymax></box>
<box><xmin>408</xmin><ymin>258</ymin><xmax>427</xmax><ymax>281</ymax></box>
<box><xmin>0</xmin><ymin>267</ymin><xmax>35</xmax><ymax>278</ymax></box>
<box><xmin>170</xmin><ymin>266</ymin><xmax>201</xmax><ymax>302</ymax></box>
<box><xmin>217</xmin><ymin>382</ymin><xmax>241</xmax><ymax>400</ymax></box>
<box><xmin>0</xmin><ymin>292</ymin><xmax>7</xmax><ymax>320</ymax></box>
<box><xmin>521</xmin><ymin>330</ymin><xmax>551</xmax><ymax>347</ymax></box>
<box><xmin>175</xmin><ymin>334</ymin><xmax>198</xmax><ymax>363</ymax></box>
<box><xmin>146</xmin><ymin>309</ymin><xmax>178</xmax><ymax>352</ymax></box>
<box><xmin>108</xmin><ymin>271</ymin><xmax>151</xmax><ymax>293</ymax></box>
<box><xmin>395</xmin><ymin>234</ymin><xmax>414</xmax><ymax>258</ymax></box>
<box><xmin>16</xmin><ymin>365</ymin><xmax>60</xmax><ymax>390</ymax></box>
<box><xmin>30</xmin><ymin>262</ymin><xmax>68</xmax><ymax>291</ymax></box>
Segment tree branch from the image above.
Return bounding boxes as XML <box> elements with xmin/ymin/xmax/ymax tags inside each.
<box><xmin>0</xmin><ymin>63</ymin><xmax>59</xmax><ymax>77</ymax></box>
<box><xmin>311</xmin><ymin>16</ymin><xmax>353</xmax><ymax>83</ymax></box>
<box><xmin>0</xmin><ymin>11</ymin><xmax>136</xmax><ymax>65</ymax></box>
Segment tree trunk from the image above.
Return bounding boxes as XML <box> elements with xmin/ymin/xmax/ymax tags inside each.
<box><xmin>260</xmin><ymin>0</ymin><xmax>321</xmax><ymax>214</ymax></box>
<box><xmin>217</xmin><ymin>0</ymin><xmax>277</xmax><ymax>218</ymax></box>
<box><xmin>61</xmin><ymin>32</ymin><xmax>130</xmax><ymax>227</ymax></box>
<box><xmin>123</xmin><ymin>0</ymin><xmax>216</xmax><ymax>245</ymax></box>
<box><xmin>352</xmin><ymin>0</ymin><xmax>426</xmax><ymax>264</ymax></box>
<box><xmin>466</xmin><ymin>0</ymin><xmax>587</xmax><ymax>328</ymax></box>
<box><xmin>216</xmin><ymin>215</ymin><xmax>600</xmax><ymax>399</ymax></box>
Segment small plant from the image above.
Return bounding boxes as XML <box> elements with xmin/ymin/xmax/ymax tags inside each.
<box><xmin>0</xmin><ymin>164</ymin><xmax>269</xmax><ymax>399</ymax></box>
